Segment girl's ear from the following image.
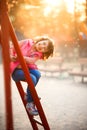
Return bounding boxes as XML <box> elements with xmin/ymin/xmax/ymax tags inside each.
<box><xmin>44</xmin><ymin>56</ymin><xmax>47</xmax><ymax>60</ymax></box>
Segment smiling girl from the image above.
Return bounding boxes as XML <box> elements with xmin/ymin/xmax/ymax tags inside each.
<box><xmin>10</xmin><ymin>36</ymin><xmax>54</xmax><ymax>116</ymax></box>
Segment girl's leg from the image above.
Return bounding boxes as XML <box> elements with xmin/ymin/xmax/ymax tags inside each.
<box><xmin>12</xmin><ymin>69</ymin><xmax>37</xmax><ymax>102</ymax></box>
<box><xmin>26</xmin><ymin>69</ymin><xmax>41</xmax><ymax>115</ymax></box>
<box><xmin>12</xmin><ymin>69</ymin><xmax>41</xmax><ymax>83</ymax></box>
<box><xmin>12</xmin><ymin>69</ymin><xmax>26</xmax><ymax>81</ymax></box>
<box><xmin>27</xmin><ymin>69</ymin><xmax>41</xmax><ymax>102</ymax></box>
<box><xmin>29</xmin><ymin>69</ymin><xmax>41</xmax><ymax>84</ymax></box>
<box><xmin>27</xmin><ymin>74</ymin><xmax>37</xmax><ymax>102</ymax></box>
<box><xmin>12</xmin><ymin>69</ymin><xmax>40</xmax><ymax>115</ymax></box>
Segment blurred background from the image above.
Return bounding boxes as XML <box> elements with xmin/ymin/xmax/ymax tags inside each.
<box><xmin>0</xmin><ymin>1</ymin><xmax>87</xmax><ymax>130</ymax></box>
<box><xmin>1</xmin><ymin>0</ymin><xmax>87</xmax><ymax>62</ymax></box>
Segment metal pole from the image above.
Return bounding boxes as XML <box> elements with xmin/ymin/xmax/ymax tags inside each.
<box><xmin>0</xmin><ymin>1</ymin><xmax>14</xmax><ymax>130</ymax></box>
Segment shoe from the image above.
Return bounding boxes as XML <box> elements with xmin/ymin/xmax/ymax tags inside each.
<box><xmin>26</xmin><ymin>102</ymin><xmax>39</xmax><ymax>116</ymax></box>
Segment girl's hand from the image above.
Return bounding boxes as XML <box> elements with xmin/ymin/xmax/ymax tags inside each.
<box><xmin>10</xmin><ymin>55</ymin><xmax>18</xmax><ymax>62</ymax></box>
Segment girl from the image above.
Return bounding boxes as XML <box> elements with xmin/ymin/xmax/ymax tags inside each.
<box><xmin>10</xmin><ymin>36</ymin><xmax>54</xmax><ymax>116</ymax></box>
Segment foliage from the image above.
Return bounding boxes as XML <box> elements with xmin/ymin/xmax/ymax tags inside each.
<box><xmin>7</xmin><ymin>0</ymin><xmax>87</xmax><ymax>58</ymax></box>
<box><xmin>7</xmin><ymin>0</ymin><xmax>74</xmax><ymax>38</ymax></box>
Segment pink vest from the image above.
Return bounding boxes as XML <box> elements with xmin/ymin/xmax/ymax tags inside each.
<box><xmin>10</xmin><ymin>39</ymin><xmax>42</xmax><ymax>74</ymax></box>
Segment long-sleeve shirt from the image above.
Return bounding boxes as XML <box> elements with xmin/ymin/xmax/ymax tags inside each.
<box><xmin>10</xmin><ymin>39</ymin><xmax>43</xmax><ymax>74</ymax></box>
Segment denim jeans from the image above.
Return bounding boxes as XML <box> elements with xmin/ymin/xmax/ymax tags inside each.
<box><xmin>12</xmin><ymin>68</ymin><xmax>41</xmax><ymax>102</ymax></box>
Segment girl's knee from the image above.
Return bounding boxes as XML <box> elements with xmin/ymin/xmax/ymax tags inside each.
<box><xmin>30</xmin><ymin>69</ymin><xmax>41</xmax><ymax>80</ymax></box>
<box><xmin>36</xmin><ymin>71</ymin><xmax>41</xmax><ymax>79</ymax></box>
<box><xmin>12</xmin><ymin>69</ymin><xmax>25</xmax><ymax>81</ymax></box>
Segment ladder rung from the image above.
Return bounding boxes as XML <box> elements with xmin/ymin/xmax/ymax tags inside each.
<box><xmin>33</xmin><ymin>118</ymin><xmax>43</xmax><ymax>126</ymax></box>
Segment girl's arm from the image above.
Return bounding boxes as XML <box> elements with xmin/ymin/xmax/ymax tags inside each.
<box><xmin>10</xmin><ymin>40</ymin><xmax>25</xmax><ymax>62</ymax></box>
<box><xmin>10</xmin><ymin>44</ymin><xmax>17</xmax><ymax>62</ymax></box>
<box><xmin>18</xmin><ymin>39</ymin><xmax>26</xmax><ymax>47</ymax></box>
<box><xmin>24</xmin><ymin>56</ymin><xmax>40</xmax><ymax>64</ymax></box>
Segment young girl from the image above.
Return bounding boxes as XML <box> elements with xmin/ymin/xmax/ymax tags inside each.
<box><xmin>10</xmin><ymin>36</ymin><xmax>54</xmax><ymax>116</ymax></box>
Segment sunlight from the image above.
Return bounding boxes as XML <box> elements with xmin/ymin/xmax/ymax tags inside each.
<box><xmin>65</xmin><ymin>0</ymin><xmax>85</xmax><ymax>13</ymax></box>
<box><xmin>43</xmin><ymin>0</ymin><xmax>86</xmax><ymax>14</ymax></box>
<box><xmin>65</xmin><ymin>0</ymin><xmax>74</xmax><ymax>13</ymax></box>
<box><xmin>43</xmin><ymin>6</ymin><xmax>52</xmax><ymax>16</ymax></box>
<box><xmin>43</xmin><ymin>0</ymin><xmax>61</xmax><ymax>6</ymax></box>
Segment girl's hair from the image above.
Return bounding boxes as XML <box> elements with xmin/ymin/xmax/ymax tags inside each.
<box><xmin>34</xmin><ymin>36</ymin><xmax>54</xmax><ymax>60</ymax></box>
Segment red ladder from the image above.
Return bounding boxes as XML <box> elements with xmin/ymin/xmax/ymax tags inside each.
<box><xmin>0</xmin><ymin>1</ymin><xmax>50</xmax><ymax>130</ymax></box>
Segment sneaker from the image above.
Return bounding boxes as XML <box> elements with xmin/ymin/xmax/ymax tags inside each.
<box><xmin>26</xmin><ymin>102</ymin><xmax>39</xmax><ymax>116</ymax></box>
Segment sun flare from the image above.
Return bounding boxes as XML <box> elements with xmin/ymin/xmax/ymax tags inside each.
<box><xmin>43</xmin><ymin>0</ymin><xmax>61</xmax><ymax>6</ymax></box>
<box><xmin>43</xmin><ymin>0</ymin><xmax>86</xmax><ymax>13</ymax></box>
<box><xmin>65</xmin><ymin>0</ymin><xmax>85</xmax><ymax>13</ymax></box>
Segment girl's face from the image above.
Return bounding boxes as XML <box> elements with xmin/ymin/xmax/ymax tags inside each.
<box><xmin>35</xmin><ymin>40</ymin><xmax>49</xmax><ymax>53</ymax></box>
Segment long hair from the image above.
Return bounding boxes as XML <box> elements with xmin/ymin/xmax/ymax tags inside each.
<box><xmin>34</xmin><ymin>36</ymin><xmax>54</xmax><ymax>60</ymax></box>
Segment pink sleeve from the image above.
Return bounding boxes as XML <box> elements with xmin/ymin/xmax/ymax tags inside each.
<box><xmin>33</xmin><ymin>52</ymin><xmax>43</xmax><ymax>59</ymax></box>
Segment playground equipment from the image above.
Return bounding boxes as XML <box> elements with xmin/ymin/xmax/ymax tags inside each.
<box><xmin>0</xmin><ymin>1</ymin><xmax>50</xmax><ymax>130</ymax></box>
<box><xmin>79</xmin><ymin>22</ymin><xmax>87</xmax><ymax>39</ymax></box>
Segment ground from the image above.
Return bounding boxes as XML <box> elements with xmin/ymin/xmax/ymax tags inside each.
<box><xmin>0</xmin><ymin>64</ymin><xmax>87</xmax><ymax>130</ymax></box>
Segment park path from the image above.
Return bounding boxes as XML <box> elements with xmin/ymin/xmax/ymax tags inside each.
<box><xmin>0</xmin><ymin>64</ymin><xmax>87</xmax><ymax>130</ymax></box>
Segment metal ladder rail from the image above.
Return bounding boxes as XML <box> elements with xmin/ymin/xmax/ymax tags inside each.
<box><xmin>9</xmin><ymin>16</ymin><xmax>50</xmax><ymax>130</ymax></box>
<box><xmin>15</xmin><ymin>81</ymin><xmax>39</xmax><ymax>130</ymax></box>
<box><xmin>8</xmin><ymin>11</ymin><xmax>50</xmax><ymax>130</ymax></box>
<box><xmin>15</xmin><ymin>81</ymin><xmax>48</xmax><ymax>129</ymax></box>
<box><xmin>1</xmin><ymin>1</ymin><xmax>50</xmax><ymax>129</ymax></box>
<box><xmin>0</xmin><ymin>1</ymin><xmax>14</xmax><ymax>130</ymax></box>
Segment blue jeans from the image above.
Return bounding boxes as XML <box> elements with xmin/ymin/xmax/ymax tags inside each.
<box><xmin>12</xmin><ymin>68</ymin><xmax>41</xmax><ymax>102</ymax></box>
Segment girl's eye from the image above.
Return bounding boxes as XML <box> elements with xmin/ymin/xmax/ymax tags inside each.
<box><xmin>43</xmin><ymin>42</ymin><xmax>45</xmax><ymax>45</ymax></box>
<box><xmin>43</xmin><ymin>42</ymin><xmax>46</xmax><ymax>45</ymax></box>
